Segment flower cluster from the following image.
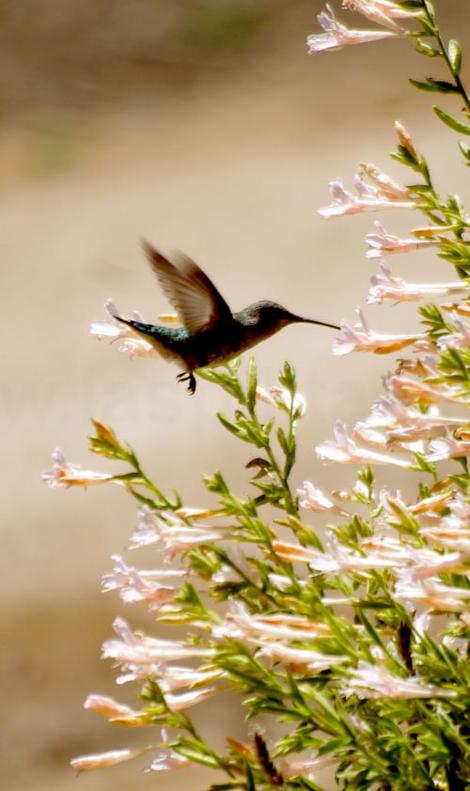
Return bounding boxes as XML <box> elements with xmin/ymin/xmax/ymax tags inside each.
<box><xmin>45</xmin><ymin>2</ymin><xmax>470</xmax><ymax>789</ymax></box>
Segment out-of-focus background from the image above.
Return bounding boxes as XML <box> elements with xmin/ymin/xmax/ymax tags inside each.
<box><xmin>1</xmin><ymin>1</ymin><xmax>469</xmax><ymax>789</ymax></box>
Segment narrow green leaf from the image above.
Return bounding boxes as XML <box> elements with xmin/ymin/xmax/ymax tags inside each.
<box><xmin>458</xmin><ymin>141</ymin><xmax>470</xmax><ymax>162</ymax></box>
<box><xmin>433</xmin><ymin>106</ymin><xmax>470</xmax><ymax>135</ymax></box>
<box><xmin>410</xmin><ymin>78</ymin><xmax>457</xmax><ymax>93</ymax></box>
<box><xmin>217</xmin><ymin>413</ymin><xmax>247</xmax><ymax>440</ymax></box>
<box><xmin>247</xmin><ymin>357</ymin><xmax>258</xmax><ymax>412</ymax></box>
<box><xmin>244</xmin><ymin>758</ymin><xmax>257</xmax><ymax>791</ymax></box>
<box><xmin>448</xmin><ymin>39</ymin><xmax>462</xmax><ymax>75</ymax></box>
<box><xmin>414</xmin><ymin>39</ymin><xmax>441</xmax><ymax>57</ymax></box>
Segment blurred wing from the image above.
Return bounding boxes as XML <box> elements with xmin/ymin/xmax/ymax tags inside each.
<box><xmin>143</xmin><ymin>241</ymin><xmax>233</xmax><ymax>334</ymax></box>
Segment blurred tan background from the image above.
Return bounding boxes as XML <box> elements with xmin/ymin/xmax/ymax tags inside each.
<box><xmin>1</xmin><ymin>1</ymin><xmax>469</xmax><ymax>789</ymax></box>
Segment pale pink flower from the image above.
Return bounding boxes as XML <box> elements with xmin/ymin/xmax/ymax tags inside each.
<box><xmin>102</xmin><ymin>617</ymin><xmax>213</xmax><ymax>676</ymax></box>
<box><xmin>316</xmin><ymin>420</ymin><xmax>412</xmax><ymax>467</ymax></box>
<box><xmin>380</xmin><ymin>489</ymin><xmax>453</xmax><ymax>522</ymax></box>
<box><xmin>358</xmin><ymin>396</ymin><xmax>464</xmax><ymax>444</ymax></box>
<box><xmin>333</xmin><ymin>309</ymin><xmax>424</xmax><ymax>356</ymax></box>
<box><xmin>157</xmin><ymin>666</ymin><xmax>223</xmax><ymax>693</ymax></box>
<box><xmin>90</xmin><ymin>299</ymin><xmax>158</xmax><ymax>359</ymax></box>
<box><xmin>42</xmin><ymin>448</ymin><xmax>120</xmax><ymax>489</ymax></box>
<box><xmin>257</xmin><ymin>642</ymin><xmax>348</xmax><ymax>673</ymax></box>
<box><xmin>425</xmin><ymin>436</ymin><xmax>470</xmax><ymax>462</ymax></box>
<box><xmin>147</xmin><ymin>750</ymin><xmax>190</xmax><ymax>773</ymax></box>
<box><xmin>129</xmin><ymin>506</ymin><xmax>224</xmax><ymax>558</ymax></box>
<box><xmin>424</xmin><ymin>495</ymin><xmax>470</xmax><ymax>551</ymax></box>
<box><xmin>274</xmin><ymin>535</ymin><xmax>403</xmax><ymax>573</ymax></box>
<box><xmin>218</xmin><ymin>602</ymin><xmax>331</xmax><ymax>642</ymax></box>
<box><xmin>84</xmin><ymin>694</ymin><xmax>134</xmax><ymax>718</ymax></box>
<box><xmin>318</xmin><ymin>163</ymin><xmax>414</xmax><ymax>218</ymax></box>
<box><xmin>269</xmin><ymin>386</ymin><xmax>307</xmax><ymax>417</ymax></box>
<box><xmin>257</xmin><ymin>385</ymin><xmax>306</xmax><ymax>417</ymax></box>
<box><xmin>367</xmin><ymin>262</ymin><xmax>467</xmax><ymax>305</ymax></box>
<box><xmin>163</xmin><ymin>686</ymin><xmax>218</xmax><ymax>711</ymax></box>
<box><xmin>342</xmin><ymin>0</ymin><xmax>421</xmax><ymax>31</ymax></box>
<box><xmin>307</xmin><ymin>4</ymin><xmax>397</xmax><ymax>54</ymax></box>
<box><xmin>395</xmin><ymin>572</ymin><xmax>470</xmax><ymax>612</ymax></box>
<box><xmin>386</xmin><ymin>373</ymin><xmax>467</xmax><ymax>406</ymax></box>
<box><xmin>360</xmin><ymin>534</ymin><xmax>466</xmax><ymax>580</ymax></box>
<box><xmin>71</xmin><ymin>747</ymin><xmax>149</xmax><ymax>774</ymax></box>
<box><xmin>343</xmin><ymin>660</ymin><xmax>454</xmax><ymax>699</ymax></box>
<box><xmin>394</xmin><ymin>120</ymin><xmax>419</xmax><ymax>159</ymax></box>
<box><xmin>297</xmin><ymin>480</ymin><xmax>348</xmax><ymax>514</ymax></box>
<box><xmin>255</xmin><ymin>386</ymin><xmax>277</xmax><ymax>407</ymax></box>
<box><xmin>352</xmin><ymin>423</ymin><xmax>388</xmax><ymax>448</ymax></box>
<box><xmin>102</xmin><ymin>555</ymin><xmax>183</xmax><ymax>609</ymax></box>
<box><xmin>438</xmin><ymin>313</ymin><xmax>470</xmax><ymax>350</ymax></box>
<box><xmin>365</xmin><ymin>222</ymin><xmax>436</xmax><ymax>259</ymax></box>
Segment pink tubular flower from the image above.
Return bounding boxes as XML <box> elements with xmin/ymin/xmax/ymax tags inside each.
<box><xmin>101</xmin><ymin>555</ymin><xmax>183</xmax><ymax>610</ymax></box>
<box><xmin>424</xmin><ymin>495</ymin><xmax>470</xmax><ymax>552</ymax></box>
<box><xmin>128</xmin><ymin>506</ymin><xmax>224</xmax><ymax>558</ymax></box>
<box><xmin>342</xmin><ymin>1</ymin><xmax>421</xmax><ymax>31</ymax></box>
<box><xmin>425</xmin><ymin>436</ymin><xmax>470</xmax><ymax>462</ymax></box>
<box><xmin>297</xmin><ymin>480</ymin><xmax>348</xmax><ymax>514</ymax></box>
<box><xmin>157</xmin><ymin>666</ymin><xmax>223</xmax><ymax>693</ymax></box>
<box><xmin>274</xmin><ymin>534</ymin><xmax>412</xmax><ymax>574</ymax></box>
<box><xmin>147</xmin><ymin>750</ymin><xmax>190</xmax><ymax>773</ymax></box>
<box><xmin>365</xmin><ymin>221</ymin><xmax>437</xmax><ymax>259</ymax></box>
<box><xmin>438</xmin><ymin>313</ymin><xmax>470</xmax><ymax>350</ymax></box>
<box><xmin>84</xmin><ymin>694</ymin><xmax>134</xmax><ymax>718</ymax></box>
<box><xmin>385</xmin><ymin>373</ymin><xmax>466</xmax><ymax>406</ymax></box>
<box><xmin>356</xmin><ymin>397</ymin><xmax>464</xmax><ymax>446</ymax></box>
<box><xmin>256</xmin><ymin>385</ymin><xmax>307</xmax><ymax>417</ymax></box>
<box><xmin>257</xmin><ymin>642</ymin><xmax>348</xmax><ymax>673</ymax></box>
<box><xmin>359</xmin><ymin>533</ymin><xmax>466</xmax><ymax>580</ymax></box>
<box><xmin>316</xmin><ymin>420</ymin><xmax>413</xmax><ymax>467</ymax></box>
<box><xmin>333</xmin><ymin>309</ymin><xmax>425</xmax><ymax>355</ymax></box>
<box><xmin>307</xmin><ymin>4</ymin><xmax>397</xmax><ymax>54</ymax></box>
<box><xmin>42</xmin><ymin>448</ymin><xmax>120</xmax><ymax>489</ymax></box>
<box><xmin>318</xmin><ymin>163</ymin><xmax>415</xmax><ymax>218</ymax></box>
<box><xmin>395</xmin><ymin>571</ymin><xmax>470</xmax><ymax>612</ymax></box>
<box><xmin>368</xmin><ymin>260</ymin><xmax>467</xmax><ymax>305</ymax></box>
<box><xmin>343</xmin><ymin>660</ymin><xmax>454</xmax><ymax>699</ymax></box>
<box><xmin>71</xmin><ymin>747</ymin><xmax>150</xmax><ymax>774</ymax></box>
<box><xmin>163</xmin><ymin>686</ymin><xmax>218</xmax><ymax>711</ymax></box>
<box><xmin>90</xmin><ymin>299</ymin><xmax>158</xmax><ymax>359</ymax></box>
<box><xmin>102</xmin><ymin>617</ymin><xmax>213</xmax><ymax>681</ymax></box>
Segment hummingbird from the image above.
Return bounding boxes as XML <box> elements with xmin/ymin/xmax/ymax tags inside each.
<box><xmin>110</xmin><ymin>242</ymin><xmax>340</xmax><ymax>395</ymax></box>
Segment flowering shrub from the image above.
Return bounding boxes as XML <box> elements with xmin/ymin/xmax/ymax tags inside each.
<box><xmin>44</xmin><ymin>2</ymin><xmax>470</xmax><ymax>789</ymax></box>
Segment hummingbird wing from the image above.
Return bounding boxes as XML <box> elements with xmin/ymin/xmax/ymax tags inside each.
<box><xmin>143</xmin><ymin>241</ymin><xmax>233</xmax><ymax>335</ymax></box>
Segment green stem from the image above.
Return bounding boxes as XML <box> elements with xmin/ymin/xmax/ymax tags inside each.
<box><xmin>421</xmin><ymin>0</ymin><xmax>470</xmax><ymax>112</ymax></box>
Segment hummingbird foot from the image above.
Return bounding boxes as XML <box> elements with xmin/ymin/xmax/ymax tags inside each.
<box><xmin>176</xmin><ymin>371</ymin><xmax>197</xmax><ymax>395</ymax></box>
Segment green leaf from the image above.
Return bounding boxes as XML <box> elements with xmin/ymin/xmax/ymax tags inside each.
<box><xmin>433</xmin><ymin>106</ymin><xmax>470</xmax><ymax>135</ymax></box>
<box><xmin>458</xmin><ymin>141</ymin><xmax>470</xmax><ymax>163</ymax></box>
<box><xmin>448</xmin><ymin>39</ymin><xmax>462</xmax><ymax>75</ymax></box>
<box><xmin>409</xmin><ymin>78</ymin><xmax>457</xmax><ymax>93</ymax></box>
<box><xmin>414</xmin><ymin>39</ymin><xmax>441</xmax><ymax>58</ymax></box>
<box><xmin>217</xmin><ymin>412</ymin><xmax>247</xmax><ymax>440</ymax></box>
<box><xmin>244</xmin><ymin>758</ymin><xmax>257</xmax><ymax>791</ymax></box>
<box><xmin>246</xmin><ymin>357</ymin><xmax>258</xmax><ymax>412</ymax></box>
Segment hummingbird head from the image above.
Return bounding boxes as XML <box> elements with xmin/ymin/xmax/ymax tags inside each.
<box><xmin>239</xmin><ymin>301</ymin><xmax>340</xmax><ymax>337</ymax></box>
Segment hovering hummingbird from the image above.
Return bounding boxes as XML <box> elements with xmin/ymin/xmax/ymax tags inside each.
<box><xmin>110</xmin><ymin>242</ymin><xmax>340</xmax><ymax>394</ymax></box>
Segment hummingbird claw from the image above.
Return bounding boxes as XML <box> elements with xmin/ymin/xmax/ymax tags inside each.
<box><xmin>176</xmin><ymin>371</ymin><xmax>197</xmax><ymax>395</ymax></box>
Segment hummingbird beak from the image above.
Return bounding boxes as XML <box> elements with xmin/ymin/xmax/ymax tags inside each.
<box><xmin>294</xmin><ymin>315</ymin><xmax>341</xmax><ymax>331</ymax></box>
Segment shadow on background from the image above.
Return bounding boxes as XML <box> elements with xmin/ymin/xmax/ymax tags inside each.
<box><xmin>1</xmin><ymin>1</ymin><xmax>468</xmax><ymax>789</ymax></box>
